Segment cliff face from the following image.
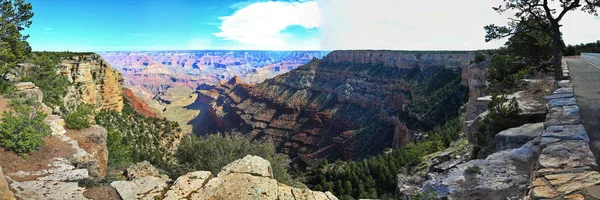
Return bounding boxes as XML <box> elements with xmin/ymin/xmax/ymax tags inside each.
<box><xmin>123</xmin><ymin>88</ymin><xmax>161</xmax><ymax>118</ymax></box>
<box><xmin>196</xmin><ymin>50</ymin><xmax>475</xmax><ymax>166</ymax></box>
<box><xmin>60</xmin><ymin>54</ymin><xmax>124</xmax><ymax>112</ymax></box>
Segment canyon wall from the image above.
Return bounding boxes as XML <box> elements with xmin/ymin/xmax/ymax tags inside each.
<box><xmin>196</xmin><ymin>50</ymin><xmax>476</xmax><ymax>166</ymax></box>
<box><xmin>98</xmin><ymin>51</ymin><xmax>330</xmax><ymax>101</ymax></box>
<box><xmin>60</xmin><ymin>54</ymin><xmax>124</xmax><ymax>112</ymax></box>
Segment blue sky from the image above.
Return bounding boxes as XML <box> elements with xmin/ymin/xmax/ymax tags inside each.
<box><xmin>23</xmin><ymin>0</ymin><xmax>600</xmax><ymax>51</ymax></box>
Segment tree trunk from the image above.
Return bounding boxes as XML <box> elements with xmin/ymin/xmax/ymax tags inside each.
<box><xmin>550</xmin><ymin>22</ymin><xmax>564</xmax><ymax>80</ymax></box>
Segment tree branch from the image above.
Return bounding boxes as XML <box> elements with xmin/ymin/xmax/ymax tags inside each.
<box><xmin>557</xmin><ymin>0</ymin><xmax>582</xmax><ymax>20</ymax></box>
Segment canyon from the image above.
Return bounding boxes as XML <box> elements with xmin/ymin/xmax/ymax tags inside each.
<box><xmin>187</xmin><ymin>50</ymin><xmax>477</xmax><ymax>166</ymax></box>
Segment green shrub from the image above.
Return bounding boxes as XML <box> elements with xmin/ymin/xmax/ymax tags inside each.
<box><xmin>464</xmin><ymin>165</ymin><xmax>482</xmax><ymax>175</ymax></box>
<box><xmin>474</xmin><ymin>95</ymin><xmax>521</xmax><ymax>152</ymax></box>
<box><xmin>0</xmin><ymin>100</ymin><xmax>51</xmax><ymax>156</ymax></box>
<box><xmin>107</xmin><ymin>130</ymin><xmax>132</xmax><ymax>167</ymax></box>
<box><xmin>0</xmin><ymin>80</ymin><xmax>14</xmax><ymax>95</ymax></box>
<box><xmin>65</xmin><ymin>104</ymin><xmax>94</xmax><ymax>130</ymax></box>
<box><xmin>473</xmin><ymin>52</ymin><xmax>486</xmax><ymax>63</ymax></box>
<box><xmin>175</xmin><ymin>134</ymin><xmax>294</xmax><ymax>185</ymax></box>
<box><xmin>412</xmin><ymin>189</ymin><xmax>439</xmax><ymax>200</ymax></box>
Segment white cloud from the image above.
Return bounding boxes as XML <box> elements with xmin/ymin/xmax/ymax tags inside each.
<box><xmin>317</xmin><ymin>0</ymin><xmax>600</xmax><ymax>50</ymax></box>
<box><xmin>214</xmin><ymin>1</ymin><xmax>320</xmax><ymax>50</ymax></box>
<box><xmin>45</xmin><ymin>27</ymin><xmax>54</xmax><ymax>31</ymax></box>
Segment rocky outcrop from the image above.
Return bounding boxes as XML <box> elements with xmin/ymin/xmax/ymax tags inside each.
<box><xmin>526</xmin><ymin>77</ymin><xmax>600</xmax><ymax>199</ymax></box>
<box><xmin>463</xmin><ymin>91</ymin><xmax>548</xmax><ymax>144</ymax></box>
<box><xmin>495</xmin><ymin>123</ymin><xmax>544</xmax><ymax>151</ymax></box>
<box><xmin>111</xmin><ymin>155</ymin><xmax>337</xmax><ymax>200</ymax></box>
<box><xmin>123</xmin><ymin>88</ymin><xmax>161</xmax><ymax>118</ymax></box>
<box><xmin>195</xmin><ymin>51</ymin><xmax>475</xmax><ymax>166</ymax></box>
<box><xmin>111</xmin><ymin>161</ymin><xmax>171</xmax><ymax>200</ymax></box>
<box><xmin>0</xmin><ymin>167</ymin><xmax>16</xmax><ymax>200</ymax></box>
<box><xmin>423</xmin><ymin>148</ymin><xmax>534</xmax><ymax>200</ymax></box>
<box><xmin>187</xmin><ymin>155</ymin><xmax>337</xmax><ymax>200</ymax></box>
<box><xmin>60</xmin><ymin>54</ymin><xmax>124</xmax><ymax>112</ymax></box>
<box><xmin>4</xmin><ymin>126</ymin><xmax>108</xmax><ymax>199</ymax></box>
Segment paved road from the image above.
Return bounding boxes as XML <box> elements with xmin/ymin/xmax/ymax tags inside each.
<box><xmin>566</xmin><ymin>57</ymin><xmax>600</xmax><ymax>164</ymax></box>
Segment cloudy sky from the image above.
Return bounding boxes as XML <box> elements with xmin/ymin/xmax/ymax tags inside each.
<box><xmin>24</xmin><ymin>0</ymin><xmax>600</xmax><ymax>51</ymax></box>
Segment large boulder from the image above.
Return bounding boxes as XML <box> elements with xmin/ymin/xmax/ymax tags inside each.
<box><xmin>14</xmin><ymin>82</ymin><xmax>43</xmax><ymax>103</ymax></box>
<box><xmin>111</xmin><ymin>161</ymin><xmax>170</xmax><ymax>200</ymax></box>
<box><xmin>126</xmin><ymin>161</ymin><xmax>161</xmax><ymax>180</ymax></box>
<box><xmin>158</xmin><ymin>155</ymin><xmax>339</xmax><ymax>200</ymax></box>
<box><xmin>164</xmin><ymin>171</ymin><xmax>212</xmax><ymax>200</ymax></box>
<box><xmin>111</xmin><ymin>176</ymin><xmax>169</xmax><ymax>200</ymax></box>
<box><xmin>495</xmin><ymin>123</ymin><xmax>543</xmax><ymax>151</ymax></box>
<box><xmin>423</xmin><ymin>149</ymin><xmax>532</xmax><ymax>200</ymax></box>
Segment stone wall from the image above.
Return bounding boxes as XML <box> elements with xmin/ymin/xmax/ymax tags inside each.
<box><xmin>526</xmin><ymin>61</ymin><xmax>600</xmax><ymax>199</ymax></box>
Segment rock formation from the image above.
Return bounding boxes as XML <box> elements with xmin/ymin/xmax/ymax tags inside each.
<box><xmin>194</xmin><ymin>50</ymin><xmax>476</xmax><ymax>166</ymax></box>
<box><xmin>110</xmin><ymin>155</ymin><xmax>337</xmax><ymax>200</ymax></box>
<box><xmin>1</xmin><ymin>120</ymin><xmax>109</xmax><ymax>199</ymax></box>
<box><xmin>60</xmin><ymin>54</ymin><xmax>124</xmax><ymax>112</ymax></box>
<box><xmin>123</xmin><ymin>88</ymin><xmax>161</xmax><ymax>118</ymax></box>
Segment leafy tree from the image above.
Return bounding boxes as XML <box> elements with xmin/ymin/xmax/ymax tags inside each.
<box><xmin>491</xmin><ymin>0</ymin><xmax>600</xmax><ymax>80</ymax></box>
<box><xmin>486</xmin><ymin>55</ymin><xmax>531</xmax><ymax>94</ymax></box>
<box><xmin>0</xmin><ymin>0</ymin><xmax>34</xmax><ymax>77</ymax></box>
<box><xmin>0</xmin><ymin>99</ymin><xmax>51</xmax><ymax>156</ymax></box>
<box><xmin>65</xmin><ymin>103</ymin><xmax>94</xmax><ymax>130</ymax></box>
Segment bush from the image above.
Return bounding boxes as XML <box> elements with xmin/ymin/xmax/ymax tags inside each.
<box><xmin>0</xmin><ymin>100</ymin><xmax>51</xmax><ymax>156</ymax></box>
<box><xmin>65</xmin><ymin>104</ymin><xmax>94</xmax><ymax>130</ymax></box>
<box><xmin>412</xmin><ymin>189</ymin><xmax>439</xmax><ymax>200</ymax></box>
<box><xmin>0</xmin><ymin>80</ymin><xmax>14</xmax><ymax>95</ymax></box>
<box><xmin>474</xmin><ymin>95</ymin><xmax>521</xmax><ymax>153</ymax></box>
<box><xmin>473</xmin><ymin>52</ymin><xmax>486</xmax><ymax>63</ymax></box>
<box><xmin>464</xmin><ymin>165</ymin><xmax>482</xmax><ymax>175</ymax></box>
<box><xmin>175</xmin><ymin>134</ymin><xmax>294</xmax><ymax>185</ymax></box>
<box><xmin>107</xmin><ymin>130</ymin><xmax>132</xmax><ymax>167</ymax></box>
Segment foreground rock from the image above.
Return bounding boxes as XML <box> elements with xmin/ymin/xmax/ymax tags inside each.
<box><xmin>495</xmin><ymin>123</ymin><xmax>543</xmax><ymax>151</ymax></box>
<box><xmin>423</xmin><ymin>149</ymin><xmax>533</xmax><ymax>200</ymax></box>
<box><xmin>188</xmin><ymin>155</ymin><xmax>338</xmax><ymax>200</ymax></box>
<box><xmin>114</xmin><ymin>155</ymin><xmax>338</xmax><ymax>200</ymax></box>
<box><xmin>111</xmin><ymin>161</ymin><xmax>171</xmax><ymax>200</ymax></box>
<box><xmin>2</xmin><ymin>120</ymin><xmax>108</xmax><ymax>200</ymax></box>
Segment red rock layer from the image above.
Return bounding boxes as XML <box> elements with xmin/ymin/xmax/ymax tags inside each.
<box><xmin>123</xmin><ymin>88</ymin><xmax>161</xmax><ymax>118</ymax></box>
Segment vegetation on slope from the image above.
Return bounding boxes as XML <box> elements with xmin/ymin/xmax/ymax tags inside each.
<box><xmin>0</xmin><ymin>99</ymin><xmax>51</xmax><ymax>157</ymax></box>
<box><xmin>306</xmin><ymin>119</ymin><xmax>461</xmax><ymax>199</ymax></box>
<box><xmin>98</xmin><ymin>97</ymin><xmax>297</xmax><ymax>184</ymax></box>
<box><xmin>95</xmin><ymin>98</ymin><xmax>179</xmax><ymax>171</ymax></box>
<box><xmin>65</xmin><ymin>104</ymin><xmax>94</xmax><ymax>130</ymax></box>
